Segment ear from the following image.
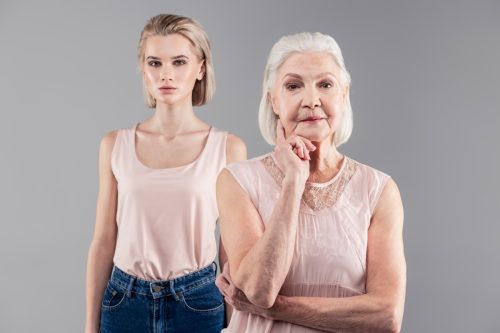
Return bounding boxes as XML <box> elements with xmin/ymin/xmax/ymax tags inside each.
<box><xmin>197</xmin><ymin>60</ymin><xmax>206</xmax><ymax>81</ymax></box>
<box><xmin>342</xmin><ymin>85</ymin><xmax>349</xmax><ymax>105</ymax></box>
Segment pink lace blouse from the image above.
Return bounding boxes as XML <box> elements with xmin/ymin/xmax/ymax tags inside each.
<box><xmin>223</xmin><ymin>153</ymin><xmax>390</xmax><ymax>333</ymax></box>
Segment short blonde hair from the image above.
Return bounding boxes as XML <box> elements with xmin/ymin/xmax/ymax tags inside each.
<box><xmin>258</xmin><ymin>32</ymin><xmax>353</xmax><ymax>146</ymax></box>
<box><xmin>138</xmin><ymin>14</ymin><xmax>215</xmax><ymax>108</ymax></box>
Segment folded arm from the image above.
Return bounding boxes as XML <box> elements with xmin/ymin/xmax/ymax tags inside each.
<box><xmin>217</xmin><ymin>167</ymin><xmax>304</xmax><ymax>308</ymax></box>
<box><xmin>219</xmin><ymin>179</ymin><xmax>406</xmax><ymax>332</ymax></box>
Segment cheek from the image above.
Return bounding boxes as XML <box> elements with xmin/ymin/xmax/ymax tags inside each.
<box><xmin>179</xmin><ymin>66</ymin><xmax>198</xmax><ymax>80</ymax></box>
<box><xmin>324</xmin><ymin>97</ymin><xmax>344</xmax><ymax>118</ymax></box>
<box><xmin>277</xmin><ymin>94</ymin><xmax>301</xmax><ymax>119</ymax></box>
<box><xmin>143</xmin><ymin>69</ymin><xmax>158</xmax><ymax>85</ymax></box>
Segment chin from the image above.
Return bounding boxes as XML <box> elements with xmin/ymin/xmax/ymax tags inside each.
<box><xmin>295</xmin><ymin>129</ymin><xmax>332</xmax><ymax>143</ymax></box>
<box><xmin>156</xmin><ymin>96</ymin><xmax>181</xmax><ymax>106</ymax></box>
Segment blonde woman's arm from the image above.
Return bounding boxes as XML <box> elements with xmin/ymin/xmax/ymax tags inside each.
<box><xmin>85</xmin><ymin>132</ymin><xmax>119</xmax><ymax>333</ymax></box>
<box><xmin>219</xmin><ymin>133</ymin><xmax>247</xmax><ymax>324</ymax></box>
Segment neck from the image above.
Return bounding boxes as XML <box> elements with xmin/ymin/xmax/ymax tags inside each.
<box><xmin>149</xmin><ymin>97</ymin><xmax>202</xmax><ymax>135</ymax></box>
<box><xmin>308</xmin><ymin>139</ymin><xmax>344</xmax><ymax>182</ymax></box>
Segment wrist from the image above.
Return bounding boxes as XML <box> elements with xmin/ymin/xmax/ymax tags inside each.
<box><xmin>265</xmin><ymin>295</ymin><xmax>285</xmax><ymax>320</ymax></box>
<box><xmin>282</xmin><ymin>180</ymin><xmax>305</xmax><ymax>202</ymax></box>
<box><xmin>282</xmin><ymin>174</ymin><xmax>306</xmax><ymax>193</ymax></box>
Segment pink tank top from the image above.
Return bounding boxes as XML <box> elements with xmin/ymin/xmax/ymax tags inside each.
<box><xmin>111</xmin><ymin>123</ymin><xmax>227</xmax><ymax>280</ymax></box>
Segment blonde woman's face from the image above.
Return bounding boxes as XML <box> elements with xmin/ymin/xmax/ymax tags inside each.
<box><xmin>270</xmin><ymin>52</ymin><xmax>348</xmax><ymax>143</ymax></box>
<box><xmin>142</xmin><ymin>34</ymin><xmax>204</xmax><ymax>107</ymax></box>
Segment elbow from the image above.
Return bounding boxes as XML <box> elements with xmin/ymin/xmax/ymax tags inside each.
<box><xmin>233</xmin><ymin>273</ymin><xmax>278</xmax><ymax>309</ymax></box>
<box><xmin>245</xmin><ymin>288</ymin><xmax>277</xmax><ymax>309</ymax></box>
<box><xmin>380</xmin><ymin>303</ymin><xmax>403</xmax><ymax>333</ymax></box>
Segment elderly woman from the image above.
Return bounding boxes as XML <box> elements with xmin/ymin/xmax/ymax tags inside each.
<box><xmin>216</xmin><ymin>32</ymin><xmax>406</xmax><ymax>332</ymax></box>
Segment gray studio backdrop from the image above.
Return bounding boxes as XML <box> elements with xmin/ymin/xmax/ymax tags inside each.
<box><xmin>1</xmin><ymin>0</ymin><xmax>499</xmax><ymax>332</ymax></box>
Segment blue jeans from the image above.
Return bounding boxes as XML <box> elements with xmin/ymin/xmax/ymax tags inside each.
<box><xmin>100</xmin><ymin>263</ymin><xmax>224</xmax><ymax>333</ymax></box>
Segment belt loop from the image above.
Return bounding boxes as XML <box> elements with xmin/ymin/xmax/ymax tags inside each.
<box><xmin>212</xmin><ymin>261</ymin><xmax>218</xmax><ymax>273</ymax></box>
<box><xmin>126</xmin><ymin>275</ymin><xmax>136</xmax><ymax>298</ymax></box>
<box><xmin>169</xmin><ymin>280</ymin><xmax>179</xmax><ymax>301</ymax></box>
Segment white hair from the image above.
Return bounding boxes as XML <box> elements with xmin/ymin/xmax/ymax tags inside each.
<box><xmin>258</xmin><ymin>32</ymin><xmax>353</xmax><ymax>146</ymax></box>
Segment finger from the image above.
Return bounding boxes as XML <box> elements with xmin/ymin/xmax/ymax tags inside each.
<box><xmin>301</xmin><ymin>138</ymin><xmax>316</xmax><ymax>151</ymax></box>
<box><xmin>215</xmin><ymin>276</ymin><xmax>229</xmax><ymax>291</ymax></box>
<box><xmin>216</xmin><ymin>286</ymin><xmax>228</xmax><ymax>298</ymax></box>
<box><xmin>224</xmin><ymin>296</ymin><xmax>234</xmax><ymax>306</ymax></box>
<box><xmin>299</xmin><ymin>146</ymin><xmax>304</xmax><ymax>159</ymax></box>
<box><xmin>215</xmin><ymin>277</ymin><xmax>221</xmax><ymax>289</ymax></box>
<box><xmin>293</xmin><ymin>140</ymin><xmax>306</xmax><ymax>160</ymax></box>
<box><xmin>291</xmin><ymin>135</ymin><xmax>314</xmax><ymax>152</ymax></box>
<box><xmin>220</xmin><ymin>289</ymin><xmax>229</xmax><ymax>298</ymax></box>
<box><xmin>216</xmin><ymin>273</ymin><xmax>228</xmax><ymax>285</ymax></box>
<box><xmin>276</xmin><ymin>119</ymin><xmax>286</xmax><ymax>144</ymax></box>
<box><xmin>295</xmin><ymin>137</ymin><xmax>315</xmax><ymax>159</ymax></box>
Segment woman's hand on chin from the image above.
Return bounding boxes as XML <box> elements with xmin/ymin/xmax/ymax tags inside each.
<box><xmin>273</xmin><ymin>120</ymin><xmax>315</xmax><ymax>186</ymax></box>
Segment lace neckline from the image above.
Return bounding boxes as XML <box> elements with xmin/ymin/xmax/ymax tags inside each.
<box><xmin>261</xmin><ymin>154</ymin><xmax>358</xmax><ymax>211</ymax></box>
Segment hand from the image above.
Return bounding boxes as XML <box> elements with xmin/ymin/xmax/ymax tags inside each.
<box><xmin>273</xmin><ymin>120</ymin><xmax>315</xmax><ymax>185</ymax></box>
<box><xmin>216</xmin><ymin>262</ymin><xmax>271</xmax><ymax>319</ymax></box>
<box><xmin>84</xmin><ymin>324</ymin><xmax>98</xmax><ymax>333</ymax></box>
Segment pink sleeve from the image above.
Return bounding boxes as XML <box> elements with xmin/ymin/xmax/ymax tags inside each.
<box><xmin>369</xmin><ymin>171</ymin><xmax>391</xmax><ymax>215</ymax></box>
<box><xmin>225</xmin><ymin>161</ymin><xmax>260</xmax><ymax>210</ymax></box>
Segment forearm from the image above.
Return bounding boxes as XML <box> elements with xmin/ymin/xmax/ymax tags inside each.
<box><xmin>266</xmin><ymin>294</ymin><xmax>401</xmax><ymax>333</ymax></box>
<box><xmin>234</xmin><ymin>177</ymin><xmax>303</xmax><ymax>308</ymax></box>
<box><xmin>85</xmin><ymin>240</ymin><xmax>115</xmax><ymax>333</ymax></box>
<box><xmin>218</xmin><ymin>240</ymin><xmax>234</xmax><ymax>325</ymax></box>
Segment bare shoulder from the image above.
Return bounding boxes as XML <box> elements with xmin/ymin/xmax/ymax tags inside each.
<box><xmin>379</xmin><ymin>178</ymin><xmax>403</xmax><ymax>209</ymax></box>
<box><xmin>99</xmin><ymin>130</ymin><xmax>119</xmax><ymax>155</ymax></box>
<box><xmin>98</xmin><ymin>130</ymin><xmax>120</xmax><ymax>170</ymax></box>
<box><xmin>217</xmin><ymin>168</ymin><xmax>236</xmax><ymax>189</ymax></box>
<box><xmin>226</xmin><ymin>133</ymin><xmax>247</xmax><ymax>164</ymax></box>
<box><xmin>373</xmin><ymin>178</ymin><xmax>404</xmax><ymax>226</ymax></box>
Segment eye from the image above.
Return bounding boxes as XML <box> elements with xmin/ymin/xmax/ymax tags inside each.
<box><xmin>173</xmin><ymin>59</ymin><xmax>187</xmax><ymax>66</ymax></box>
<box><xmin>285</xmin><ymin>82</ymin><xmax>302</xmax><ymax>91</ymax></box>
<box><xmin>147</xmin><ymin>60</ymin><xmax>161</xmax><ymax>68</ymax></box>
<box><xmin>319</xmin><ymin>81</ymin><xmax>333</xmax><ymax>89</ymax></box>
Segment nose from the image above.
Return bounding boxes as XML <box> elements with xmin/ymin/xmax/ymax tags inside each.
<box><xmin>160</xmin><ymin>65</ymin><xmax>174</xmax><ymax>82</ymax></box>
<box><xmin>302</xmin><ymin>86</ymin><xmax>321</xmax><ymax>109</ymax></box>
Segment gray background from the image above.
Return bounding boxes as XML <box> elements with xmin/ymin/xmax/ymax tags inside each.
<box><xmin>1</xmin><ymin>0</ymin><xmax>499</xmax><ymax>332</ymax></box>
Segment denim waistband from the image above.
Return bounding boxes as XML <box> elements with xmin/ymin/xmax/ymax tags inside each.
<box><xmin>109</xmin><ymin>263</ymin><xmax>217</xmax><ymax>300</ymax></box>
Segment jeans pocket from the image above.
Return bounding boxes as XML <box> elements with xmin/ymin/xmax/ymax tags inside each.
<box><xmin>101</xmin><ymin>281</ymin><xmax>127</xmax><ymax>311</ymax></box>
<box><xmin>180</xmin><ymin>280</ymin><xmax>224</xmax><ymax>313</ymax></box>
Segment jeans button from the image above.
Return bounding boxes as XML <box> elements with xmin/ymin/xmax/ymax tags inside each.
<box><xmin>152</xmin><ymin>285</ymin><xmax>163</xmax><ymax>292</ymax></box>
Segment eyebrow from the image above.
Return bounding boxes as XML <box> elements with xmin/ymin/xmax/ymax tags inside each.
<box><xmin>283</xmin><ymin>73</ymin><xmax>303</xmax><ymax>80</ymax></box>
<box><xmin>283</xmin><ymin>72</ymin><xmax>338</xmax><ymax>79</ymax></box>
<box><xmin>146</xmin><ymin>55</ymin><xmax>189</xmax><ymax>60</ymax></box>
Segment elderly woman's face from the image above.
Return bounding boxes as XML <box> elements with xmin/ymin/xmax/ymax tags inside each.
<box><xmin>270</xmin><ymin>52</ymin><xmax>348</xmax><ymax>143</ymax></box>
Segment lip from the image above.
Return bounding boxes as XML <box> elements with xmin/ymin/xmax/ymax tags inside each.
<box><xmin>302</xmin><ymin>116</ymin><xmax>325</xmax><ymax>122</ymax></box>
<box><xmin>159</xmin><ymin>86</ymin><xmax>177</xmax><ymax>94</ymax></box>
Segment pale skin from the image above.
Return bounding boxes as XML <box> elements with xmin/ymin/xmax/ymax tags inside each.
<box><xmin>216</xmin><ymin>52</ymin><xmax>406</xmax><ymax>332</ymax></box>
<box><xmin>84</xmin><ymin>33</ymin><xmax>246</xmax><ymax>333</ymax></box>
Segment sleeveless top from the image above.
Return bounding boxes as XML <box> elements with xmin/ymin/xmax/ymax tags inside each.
<box><xmin>111</xmin><ymin>123</ymin><xmax>227</xmax><ymax>280</ymax></box>
<box><xmin>223</xmin><ymin>153</ymin><xmax>390</xmax><ymax>333</ymax></box>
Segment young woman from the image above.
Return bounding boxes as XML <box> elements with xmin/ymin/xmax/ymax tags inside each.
<box><xmin>85</xmin><ymin>14</ymin><xmax>246</xmax><ymax>333</ymax></box>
